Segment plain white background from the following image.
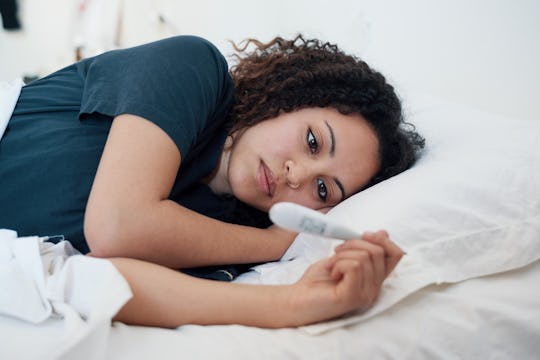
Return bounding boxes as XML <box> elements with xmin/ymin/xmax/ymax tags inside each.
<box><xmin>0</xmin><ymin>0</ymin><xmax>538</xmax><ymax>121</ymax></box>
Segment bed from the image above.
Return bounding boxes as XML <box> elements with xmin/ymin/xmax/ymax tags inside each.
<box><xmin>1</xmin><ymin>81</ymin><xmax>539</xmax><ymax>359</ymax></box>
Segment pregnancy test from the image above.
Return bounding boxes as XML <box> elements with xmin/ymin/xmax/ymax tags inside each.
<box><xmin>269</xmin><ymin>202</ymin><xmax>362</xmax><ymax>240</ymax></box>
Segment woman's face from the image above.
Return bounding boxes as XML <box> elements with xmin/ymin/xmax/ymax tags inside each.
<box><xmin>223</xmin><ymin>107</ymin><xmax>380</xmax><ymax>212</ymax></box>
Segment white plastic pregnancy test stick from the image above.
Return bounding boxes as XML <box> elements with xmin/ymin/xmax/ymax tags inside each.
<box><xmin>269</xmin><ymin>202</ymin><xmax>362</xmax><ymax>240</ymax></box>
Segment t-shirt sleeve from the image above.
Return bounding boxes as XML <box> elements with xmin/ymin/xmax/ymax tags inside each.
<box><xmin>77</xmin><ymin>35</ymin><xmax>234</xmax><ymax>157</ymax></box>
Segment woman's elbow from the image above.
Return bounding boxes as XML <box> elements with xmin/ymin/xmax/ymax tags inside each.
<box><xmin>84</xmin><ymin>211</ymin><xmax>128</xmax><ymax>257</ymax></box>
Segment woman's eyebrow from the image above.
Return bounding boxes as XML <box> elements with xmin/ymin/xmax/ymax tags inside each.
<box><xmin>325</xmin><ymin>120</ymin><xmax>335</xmax><ymax>156</ymax></box>
<box><xmin>334</xmin><ymin>177</ymin><xmax>346</xmax><ymax>202</ymax></box>
<box><xmin>324</xmin><ymin>121</ymin><xmax>345</xmax><ymax>201</ymax></box>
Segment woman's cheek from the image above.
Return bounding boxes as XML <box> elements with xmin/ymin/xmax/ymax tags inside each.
<box><xmin>279</xmin><ymin>189</ymin><xmax>318</xmax><ymax>209</ymax></box>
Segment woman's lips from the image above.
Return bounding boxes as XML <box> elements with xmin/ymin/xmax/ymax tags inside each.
<box><xmin>257</xmin><ymin>161</ymin><xmax>276</xmax><ymax>197</ymax></box>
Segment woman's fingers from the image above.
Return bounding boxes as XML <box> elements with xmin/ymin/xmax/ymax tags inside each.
<box><xmin>332</xmin><ymin>242</ymin><xmax>386</xmax><ymax>286</ymax></box>
<box><xmin>329</xmin><ymin>256</ymin><xmax>379</xmax><ymax>309</ymax></box>
<box><xmin>359</xmin><ymin>230</ymin><xmax>404</xmax><ymax>276</ymax></box>
<box><xmin>334</xmin><ymin>230</ymin><xmax>403</xmax><ymax>277</ymax></box>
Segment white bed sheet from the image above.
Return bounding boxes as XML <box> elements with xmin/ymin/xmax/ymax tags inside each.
<box><xmin>105</xmin><ymin>259</ymin><xmax>540</xmax><ymax>360</ymax></box>
<box><xmin>3</xmin><ymin>260</ymin><xmax>538</xmax><ymax>359</ymax></box>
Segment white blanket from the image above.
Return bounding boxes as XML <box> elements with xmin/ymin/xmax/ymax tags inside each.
<box><xmin>0</xmin><ymin>230</ymin><xmax>131</xmax><ymax>360</ymax></box>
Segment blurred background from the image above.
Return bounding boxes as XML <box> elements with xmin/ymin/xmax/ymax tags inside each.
<box><xmin>0</xmin><ymin>0</ymin><xmax>538</xmax><ymax>120</ymax></box>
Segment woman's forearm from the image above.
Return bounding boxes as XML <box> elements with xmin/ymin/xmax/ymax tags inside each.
<box><xmin>88</xmin><ymin>199</ymin><xmax>295</xmax><ymax>268</ymax></box>
<box><xmin>110</xmin><ymin>257</ymin><xmax>298</xmax><ymax>328</ymax></box>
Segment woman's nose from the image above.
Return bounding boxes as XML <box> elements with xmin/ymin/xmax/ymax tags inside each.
<box><xmin>285</xmin><ymin>160</ymin><xmax>307</xmax><ymax>189</ymax></box>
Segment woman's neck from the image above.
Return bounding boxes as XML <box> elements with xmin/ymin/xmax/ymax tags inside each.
<box><xmin>202</xmin><ymin>147</ymin><xmax>232</xmax><ymax>195</ymax></box>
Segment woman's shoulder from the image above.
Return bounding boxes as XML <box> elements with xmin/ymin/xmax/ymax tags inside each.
<box><xmin>138</xmin><ymin>35</ymin><xmax>226</xmax><ymax>63</ymax></box>
<box><xmin>161</xmin><ymin>35</ymin><xmax>218</xmax><ymax>49</ymax></box>
<box><xmin>78</xmin><ymin>35</ymin><xmax>231</xmax><ymax>89</ymax></box>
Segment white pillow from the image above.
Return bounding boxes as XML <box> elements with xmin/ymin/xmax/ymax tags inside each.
<box><xmin>327</xmin><ymin>94</ymin><xmax>540</xmax><ymax>251</ymax></box>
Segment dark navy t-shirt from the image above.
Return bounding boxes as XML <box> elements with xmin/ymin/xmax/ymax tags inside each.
<box><xmin>0</xmin><ymin>36</ymin><xmax>234</xmax><ymax>255</ymax></box>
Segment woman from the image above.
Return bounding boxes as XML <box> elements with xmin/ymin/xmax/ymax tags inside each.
<box><xmin>0</xmin><ymin>35</ymin><xmax>424</xmax><ymax>327</ymax></box>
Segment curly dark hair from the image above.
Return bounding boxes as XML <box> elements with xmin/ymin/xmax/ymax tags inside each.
<box><xmin>228</xmin><ymin>34</ymin><xmax>425</xmax><ymax>188</ymax></box>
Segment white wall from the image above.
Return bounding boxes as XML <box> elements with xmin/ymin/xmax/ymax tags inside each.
<box><xmin>1</xmin><ymin>0</ymin><xmax>538</xmax><ymax>120</ymax></box>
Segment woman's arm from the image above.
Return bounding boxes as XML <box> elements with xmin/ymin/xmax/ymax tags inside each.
<box><xmin>111</xmin><ymin>231</ymin><xmax>403</xmax><ymax>328</ymax></box>
<box><xmin>84</xmin><ymin>114</ymin><xmax>294</xmax><ymax>268</ymax></box>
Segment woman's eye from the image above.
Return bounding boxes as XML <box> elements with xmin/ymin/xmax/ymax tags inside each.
<box><xmin>317</xmin><ymin>178</ymin><xmax>328</xmax><ymax>202</ymax></box>
<box><xmin>307</xmin><ymin>129</ymin><xmax>318</xmax><ymax>154</ymax></box>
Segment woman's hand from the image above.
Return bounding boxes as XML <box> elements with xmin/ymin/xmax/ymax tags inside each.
<box><xmin>286</xmin><ymin>230</ymin><xmax>403</xmax><ymax>326</ymax></box>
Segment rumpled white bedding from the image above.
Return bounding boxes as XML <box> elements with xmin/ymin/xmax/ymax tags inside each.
<box><xmin>0</xmin><ymin>230</ymin><xmax>131</xmax><ymax>360</ymax></box>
